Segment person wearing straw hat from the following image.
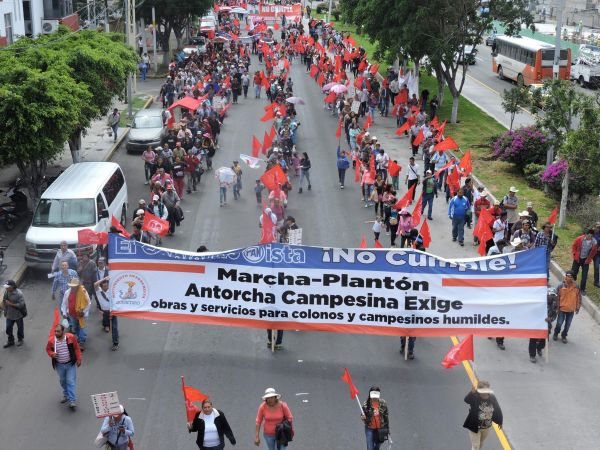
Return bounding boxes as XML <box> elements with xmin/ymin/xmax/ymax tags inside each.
<box><xmin>60</xmin><ymin>278</ymin><xmax>91</xmax><ymax>351</ymax></box>
<box><xmin>361</xmin><ymin>386</ymin><xmax>389</xmax><ymax>450</ymax></box>
<box><xmin>100</xmin><ymin>404</ymin><xmax>135</xmax><ymax>450</ymax></box>
<box><xmin>463</xmin><ymin>380</ymin><xmax>503</xmax><ymax>450</ymax></box>
<box><xmin>255</xmin><ymin>388</ymin><xmax>293</xmax><ymax>449</ymax></box>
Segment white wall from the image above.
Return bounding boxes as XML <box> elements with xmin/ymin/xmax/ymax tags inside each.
<box><xmin>0</xmin><ymin>0</ymin><xmax>26</xmax><ymax>43</ymax></box>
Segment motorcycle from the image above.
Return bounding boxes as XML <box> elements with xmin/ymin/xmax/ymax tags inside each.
<box><xmin>0</xmin><ymin>178</ymin><xmax>29</xmax><ymax>231</ymax></box>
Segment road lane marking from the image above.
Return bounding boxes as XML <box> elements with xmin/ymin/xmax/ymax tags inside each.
<box><xmin>465</xmin><ymin>72</ymin><xmax>534</xmax><ymax>117</ymax></box>
<box><xmin>127</xmin><ymin>398</ymin><xmax>146</xmax><ymax>401</ymax></box>
<box><xmin>295</xmin><ymin>392</ymin><xmax>310</xmax><ymax>396</ymax></box>
<box><xmin>450</xmin><ymin>336</ymin><xmax>512</xmax><ymax>450</ymax></box>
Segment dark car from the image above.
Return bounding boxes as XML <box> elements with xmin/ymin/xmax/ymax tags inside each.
<box><xmin>126</xmin><ymin>109</ymin><xmax>166</xmax><ymax>153</ymax></box>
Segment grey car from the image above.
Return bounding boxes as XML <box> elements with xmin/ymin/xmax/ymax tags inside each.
<box><xmin>126</xmin><ymin>109</ymin><xmax>166</xmax><ymax>153</ymax></box>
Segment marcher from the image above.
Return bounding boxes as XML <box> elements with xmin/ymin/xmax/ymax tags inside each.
<box><xmin>448</xmin><ymin>188</ymin><xmax>470</xmax><ymax>246</ymax></box>
<box><xmin>46</xmin><ymin>324</ymin><xmax>82</xmax><ymax>410</ymax></box>
<box><xmin>2</xmin><ymin>280</ymin><xmax>26</xmax><ymax>348</ymax></box>
<box><xmin>502</xmin><ymin>186</ymin><xmax>519</xmax><ymax>230</ymax></box>
<box><xmin>77</xmin><ymin>252</ymin><xmax>97</xmax><ymax>297</ymax></box>
<box><xmin>463</xmin><ymin>380</ymin><xmax>503</xmax><ymax>450</ymax></box>
<box><xmin>529</xmin><ymin>288</ymin><xmax>558</xmax><ymax>363</ymax></box>
<box><xmin>255</xmin><ymin>388</ymin><xmax>294</xmax><ymax>450</ymax></box>
<box><xmin>232</xmin><ymin>160</ymin><xmax>243</xmax><ymax>200</ymax></box>
<box><xmin>51</xmin><ymin>261</ymin><xmax>78</xmax><ymax>303</ymax></box>
<box><xmin>52</xmin><ymin>241</ymin><xmax>78</xmax><ymax>272</ymax></box>
<box><xmin>405</xmin><ymin>157</ymin><xmax>419</xmax><ymax>203</ymax></box>
<box><xmin>421</xmin><ymin>170</ymin><xmax>437</xmax><ymax>220</ymax></box>
<box><xmin>534</xmin><ymin>222</ymin><xmax>558</xmax><ymax>280</ymax></box>
<box><xmin>337</xmin><ymin>147</ymin><xmax>350</xmax><ymax>188</ymax></box>
<box><xmin>593</xmin><ymin>221</ymin><xmax>600</xmax><ymax>288</ymax></box>
<box><xmin>361</xmin><ymin>386</ymin><xmax>389</xmax><ymax>450</ymax></box>
<box><xmin>60</xmin><ymin>278</ymin><xmax>91</xmax><ymax>351</ymax></box>
<box><xmin>100</xmin><ymin>405</ymin><xmax>135</xmax><ymax>450</ymax></box>
<box><xmin>162</xmin><ymin>184</ymin><xmax>182</xmax><ymax>234</ymax></box>
<box><xmin>298</xmin><ymin>152</ymin><xmax>311</xmax><ymax>193</ymax></box>
<box><xmin>188</xmin><ymin>398</ymin><xmax>236</xmax><ymax>450</ymax></box>
<box><xmin>570</xmin><ymin>228</ymin><xmax>597</xmax><ymax>295</ymax></box>
<box><xmin>553</xmin><ymin>271</ymin><xmax>582</xmax><ymax>343</ymax></box>
<box><xmin>94</xmin><ymin>276</ymin><xmax>119</xmax><ymax>351</ymax></box>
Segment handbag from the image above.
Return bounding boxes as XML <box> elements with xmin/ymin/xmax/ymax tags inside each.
<box><xmin>94</xmin><ymin>431</ymin><xmax>108</xmax><ymax>447</ymax></box>
<box><xmin>376</xmin><ymin>427</ymin><xmax>389</xmax><ymax>443</ymax></box>
<box><xmin>275</xmin><ymin>403</ymin><xmax>294</xmax><ymax>445</ymax></box>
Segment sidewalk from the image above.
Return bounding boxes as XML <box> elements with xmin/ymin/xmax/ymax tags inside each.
<box><xmin>0</xmin><ymin>78</ymin><xmax>162</xmax><ymax>292</ymax></box>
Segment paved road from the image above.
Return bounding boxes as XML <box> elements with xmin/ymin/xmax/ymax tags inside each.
<box><xmin>2</xmin><ymin>52</ymin><xmax>600</xmax><ymax>450</ymax></box>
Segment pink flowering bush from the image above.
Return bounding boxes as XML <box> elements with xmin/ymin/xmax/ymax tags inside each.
<box><xmin>492</xmin><ymin>126</ymin><xmax>549</xmax><ymax>168</ymax></box>
<box><xmin>541</xmin><ymin>159</ymin><xmax>568</xmax><ymax>185</ymax></box>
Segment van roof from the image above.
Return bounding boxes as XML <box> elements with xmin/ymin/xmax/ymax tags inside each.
<box><xmin>42</xmin><ymin>162</ymin><xmax>122</xmax><ymax>199</ymax></box>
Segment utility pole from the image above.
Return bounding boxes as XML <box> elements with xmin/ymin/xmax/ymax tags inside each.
<box><xmin>104</xmin><ymin>0</ymin><xmax>109</xmax><ymax>32</ymax></box>
<box><xmin>152</xmin><ymin>7</ymin><xmax>158</xmax><ymax>74</ymax></box>
<box><xmin>327</xmin><ymin>0</ymin><xmax>333</xmax><ymax>22</ymax></box>
<box><xmin>553</xmin><ymin>0</ymin><xmax>565</xmax><ymax>80</ymax></box>
<box><xmin>125</xmin><ymin>0</ymin><xmax>133</xmax><ymax>118</ymax></box>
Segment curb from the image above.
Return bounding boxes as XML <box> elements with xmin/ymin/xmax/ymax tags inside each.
<box><xmin>0</xmin><ymin>96</ymin><xmax>156</xmax><ymax>294</ymax></box>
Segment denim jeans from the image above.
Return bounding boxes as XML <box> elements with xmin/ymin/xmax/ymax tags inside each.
<box><xmin>554</xmin><ymin>311</ymin><xmax>575</xmax><ymax>338</ymax></box>
<box><xmin>594</xmin><ymin>253</ymin><xmax>599</xmax><ymax>286</ymax></box>
<box><xmin>264</xmin><ymin>433</ymin><xmax>286</xmax><ymax>450</ymax></box>
<box><xmin>338</xmin><ymin>168</ymin><xmax>346</xmax><ymax>186</ymax></box>
<box><xmin>571</xmin><ymin>258</ymin><xmax>590</xmax><ymax>292</ymax></box>
<box><xmin>6</xmin><ymin>318</ymin><xmax>24</xmax><ymax>344</ymax></box>
<box><xmin>220</xmin><ymin>186</ymin><xmax>227</xmax><ymax>204</ymax></box>
<box><xmin>255</xmin><ymin>85</ymin><xmax>262</xmax><ymax>98</ymax></box>
<box><xmin>364</xmin><ymin>184</ymin><xmax>374</xmax><ymax>206</ymax></box>
<box><xmin>144</xmin><ymin>162</ymin><xmax>155</xmax><ymax>181</ymax></box>
<box><xmin>365</xmin><ymin>427</ymin><xmax>381</xmax><ymax>450</ymax></box>
<box><xmin>102</xmin><ymin>311</ymin><xmax>119</xmax><ymax>345</ymax></box>
<box><xmin>422</xmin><ymin>194</ymin><xmax>434</xmax><ymax>219</ymax></box>
<box><xmin>56</xmin><ymin>362</ymin><xmax>77</xmax><ymax>402</ymax></box>
<box><xmin>451</xmin><ymin>216</ymin><xmax>466</xmax><ymax>242</ymax></box>
<box><xmin>68</xmin><ymin>316</ymin><xmax>87</xmax><ymax>345</ymax></box>
<box><xmin>300</xmin><ymin>169</ymin><xmax>311</xmax><ymax>188</ymax></box>
<box><xmin>234</xmin><ymin>179</ymin><xmax>242</xmax><ymax>199</ymax></box>
<box><xmin>400</xmin><ymin>336</ymin><xmax>416</xmax><ymax>353</ymax></box>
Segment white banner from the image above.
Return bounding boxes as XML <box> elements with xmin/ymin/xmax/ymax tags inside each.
<box><xmin>108</xmin><ymin>235</ymin><xmax>548</xmax><ymax>338</ymax></box>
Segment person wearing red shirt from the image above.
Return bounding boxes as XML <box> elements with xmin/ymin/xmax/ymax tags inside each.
<box><xmin>361</xmin><ymin>387</ymin><xmax>389</xmax><ymax>450</ymax></box>
<box><xmin>571</xmin><ymin>229</ymin><xmax>598</xmax><ymax>294</ymax></box>
<box><xmin>46</xmin><ymin>324</ymin><xmax>82</xmax><ymax>409</ymax></box>
<box><xmin>255</xmin><ymin>388</ymin><xmax>293</xmax><ymax>450</ymax></box>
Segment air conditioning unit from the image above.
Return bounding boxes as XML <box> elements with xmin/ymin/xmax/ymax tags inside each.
<box><xmin>41</xmin><ymin>19</ymin><xmax>59</xmax><ymax>34</ymax></box>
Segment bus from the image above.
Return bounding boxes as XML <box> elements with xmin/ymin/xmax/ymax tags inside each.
<box><xmin>492</xmin><ymin>35</ymin><xmax>571</xmax><ymax>86</ymax></box>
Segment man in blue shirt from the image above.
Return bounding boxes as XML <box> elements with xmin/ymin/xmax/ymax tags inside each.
<box><xmin>51</xmin><ymin>261</ymin><xmax>78</xmax><ymax>303</ymax></box>
<box><xmin>448</xmin><ymin>188</ymin><xmax>470</xmax><ymax>246</ymax></box>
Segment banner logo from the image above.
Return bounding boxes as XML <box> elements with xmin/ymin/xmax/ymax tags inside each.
<box><xmin>242</xmin><ymin>245</ymin><xmax>306</xmax><ymax>264</ymax></box>
<box><xmin>111</xmin><ymin>273</ymin><xmax>149</xmax><ymax>306</ymax></box>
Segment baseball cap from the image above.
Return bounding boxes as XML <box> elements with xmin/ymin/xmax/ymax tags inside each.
<box><xmin>152</xmin><ymin>195</ymin><xmax>160</xmax><ymax>201</ymax></box>
<box><xmin>3</xmin><ymin>280</ymin><xmax>16</xmax><ymax>288</ymax></box>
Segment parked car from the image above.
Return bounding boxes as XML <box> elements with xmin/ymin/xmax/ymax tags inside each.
<box><xmin>126</xmin><ymin>109</ymin><xmax>166</xmax><ymax>153</ymax></box>
<box><xmin>457</xmin><ymin>45</ymin><xmax>478</xmax><ymax>65</ymax></box>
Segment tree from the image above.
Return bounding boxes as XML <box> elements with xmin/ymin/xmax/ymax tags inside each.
<box><xmin>0</xmin><ymin>58</ymin><xmax>93</xmax><ymax>206</ymax></box>
<box><xmin>536</xmin><ymin>79</ymin><xmax>595</xmax><ymax>227</ymax></box>
<box><xmin>342</xmin><ymin>0</ymin><xmax>533</xmax><ymax>122</ymax></box>
<box><xmin>8</xmin><ymin>28</ymin><xmax>138</xmax><ymax>163</ymax></box>
<box><xmin>139</xmin><ymin>0</ymin><xmax>213</xmax><ymax>65</ymax></box>
<box><xmin>501</xmin><ymin>86</ymin><xmax>529</xmax><ymax>130</ymax></box>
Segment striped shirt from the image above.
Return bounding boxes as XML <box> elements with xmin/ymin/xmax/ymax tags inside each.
<box><xmin>55</xmin><ymin>337</ymin><xmax>71</xmax><ymax>364</ymax></box>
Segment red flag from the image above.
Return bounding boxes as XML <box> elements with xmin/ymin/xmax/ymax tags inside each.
<box><xmin>269</xmin><ymin>126</ymin><xmax>277</xmax><ymax>142</ymax></box>
<box><xmin>413</xmin><ymin>128</ymin><xmax>424</xmax><ymax>146</ymax></box>
<box><xmin>77</xmin><ymin>229</ymin><xmax>108</xmax><ymax>245</ymax></box>
<box><xmin>354</xmin><ymin>158</ymin><xmax>361</xmax><ymax>183</ymax></box>
<box><xmin>309</xmin><ymin>64</ymin><xmax>318</xmax><ymax>78</ymax></box>
<box><xmin>441</xmin><ymin>336</ymin><xmax>474</xmax><ymax>369</ymax></box>
<box><xmin>363</xmin><ymin>114</ymin><xmax>372</xmax><ymax>130</ymax></box>
<box><xmin>393</xmin><ymin>184</ymin><xmax>416</xmax><ymax>210</ymax></box>
<box><xmin>374</xmin><ymin>239</ymin><xmax>383</xmax><ymax>249</ymax></box>
<box><xmin>369</xmin><ymin>64</ymin><xmax>379</xmax><ymax>75</ymax></box>
<box><xmin>181</xmin><ymin>376</ymin><xmax>209</xmax><ymax>423</ymax></box>
<box><xmin>369</xmin><ymin>154</ymin><xmax>376</xmax><ymax>179</ymax></box>
<box><xmin>341</xmin><ymin>368</ymin><xmax>360</xmax><ymax>399</ymax></box>
<box><xmin>219</xmin><ymin>102</ymin><xmax>232</xmax><ymax>119</ymax></box>
<box><xmin>260</xmin><ymin>207</ymin><xmax>275</xmax><ymax>244</ymax></box>
<box><xmin>262</xmin><ymin>131</ymin><xmax>271</xmax><ymax>154</ymax></box>
<box><xmin>434</xmin><ymin>160</ymin><xmax>454</xmax><ymax>179</ymax></box>
<box><xmin>317</xmin><ymin>72</ymin><xmax>325</xmax><ymax>86</ymax></box>
<box><xmin>260</xmin><ymin>164</ymin><xmax>288</xmax><ymax>191</ymax></box>
<box><xmin>430</xmin><ymin>116</ymin><xmax>440</xmax><ymax>128</ymax></box>
<box><xmin>447</xmin><ymin>167</ymin><xmax>461</xmax><ymax>197</ymax></box>
<box><xmin>436</xmin><ymin>119</ymin><xmax>447</xmax><ymax>136</ymax></box>
<box><xmin>252</xmin><ymin>135</ymin><xmax>261</xmax><ymax>157</ymax></box>
<box><xmin>395</xmin><ymin>122</ymin><xmax>411</xmax><ymax>136</ymax></box>
<box><xmin>459</xmin><ymin>150</ymin><xmax>472</xmax><ymax>177</ymax></box>
<box><xmin>274</xmin><ymin>22</ymin><xmax>280</xmax><ymax>30</ymax></box>
<box><xmin>111</xmin><ymin>215</ymin><xmax>130</xmax><ymax>239</ymax></box>
<box><xmin>354</xmin><ymin>76</ymin><xmax>365</xmax><ymax>90</ymax></box>
<box><xmin>335</xmin><ymin>121</ymin><xmax>342</xmax><ymax>139</ymax></box>
<box><xmin>358</xmin><ymin>59</ymin><xmax>367</xmax><ymax>72</ymax></box>
<box><xmin>434</xmin><ymin>136</ymin><xmax>459</xmax><ymax>151</ymax></box>
<box><xmin>324</xmin><ymin>91</ymin><xmax>337</xmax><ymax>103</ymax></box>
<box><xmin>347</xmin><ymin>35</ymin><xmax>357</xmax><ymax>47</ymax></box>
<box><xmin>359</xmin><ymin>235</ymin><xmax>367</xmax><ymax>248</ymax></box>
<box><xmin>335</xmin><ymin>55</ymin><xmax>342</xmax><ymax>72</ymax></box>
<box><xmin>142</xmin><ymin>211</ymin><xmax>170</xmax><ymax>237</ymax></box>
<box><xmin>49</xmin><ymin>307</ymin><xmax>60</xmax><ymax>340</ymax></box>
<box><xmin>260</xmin><ymin>109</ymin><xmax>275</xmax><ymax>122</ymax></box>
<box><xmin>547</xmin><ymin>207</ymin><xmax>558</xmax><ymax>225</ymax></box>
<box><xmin>411</xmin><ymin>194</ymin><xmax>423</xmax><ymax>226</ymax></box>
<box><xmin>419</xmin><ymin>220</ymin><xmax>431</xmax><ymax>248</ymax></box>
<box><xmin>388</xmin><ymin>160</ymin><xmax>401</xmax><ymax>177</ymax></box>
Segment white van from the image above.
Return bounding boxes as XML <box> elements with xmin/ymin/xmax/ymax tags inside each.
<box><xmin>25</xmin><ymin>162</ymin><xmax>128</xmax><ymax>268</ymax></box>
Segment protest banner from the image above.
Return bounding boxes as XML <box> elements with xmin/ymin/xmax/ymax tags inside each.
<box><xmin>108</xmin><ymin>234</ymin><xmax>548</xmax><ymax>338</ymax></box>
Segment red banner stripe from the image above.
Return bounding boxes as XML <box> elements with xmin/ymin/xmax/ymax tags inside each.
<box><xmin>442</xmin><ymin>278</ymin><xmax>548</xmax><ymax>287</ymax></box>
<box><xmin>110</xmin><ymin>262</ymin><xmax>205</xmax><ymax>273</ymax></box>
<box><xmin>110</xmin><ymin>311</ymin><xmax>548</xmax><ymax>338</ymax></box>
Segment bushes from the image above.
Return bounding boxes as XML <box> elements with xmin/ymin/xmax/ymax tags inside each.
<box><xmin>492</xmin><ymin>126</ymin><xmax>549</xmax><ymax>168</ymax></box>
<box><xmin>523</xmin><ymin>163</ymin><xmax>546</xmax><ymax>189</ymax></box>
<box><xmin>316</xmin><ymin>2</ymin><xmax>328</xmax><ymax>13</ymax></box>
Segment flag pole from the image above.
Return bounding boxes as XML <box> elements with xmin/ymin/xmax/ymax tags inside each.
<box><xmin>404</xmin><ymin>338</ymin><xmax>408</xmax><ymax>361</ymax></box>
<box><xmin>355</xmin><ymin>395</ymin><xmax>364</xmax><ymax>414</ymax></box>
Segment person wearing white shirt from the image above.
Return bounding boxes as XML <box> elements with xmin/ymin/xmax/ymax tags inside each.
<box><xmin>404</xmin><ymin>156</ymin><xmax>420</xmax><ymax>204</ymax></box>
<box><xmin>188</xmin><ymin>399</ymin><xmax>236</xmax><ymax>449</ymax></box>
<box><xmin>94</xmin><ymin>276</ymin><xmax>119</xmax><ymax>351</ymax></box>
